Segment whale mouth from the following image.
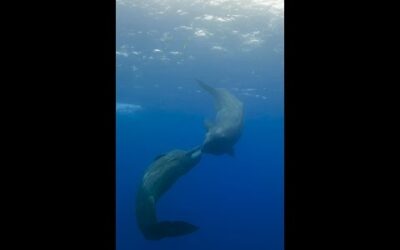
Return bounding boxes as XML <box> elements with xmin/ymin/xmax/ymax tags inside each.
<box><xmin>202</xmin><ymin>135</ymin><xmax>235</xmax><ymax>155</ymax></box>
<box><xmin>202</xmin><ymin>142</ymin><xmax>225</xmax><ymax>155</ymax></box>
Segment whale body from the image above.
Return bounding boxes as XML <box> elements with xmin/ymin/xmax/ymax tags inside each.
<box><xmin>197</xmin><ymin>80</ymin><xmax>244</xmax><ymax>156</ymax></box>
<box><xmin>135</xmin><ymin>146</ymin><xmax>202</xmax><ymax>240</ymax></box>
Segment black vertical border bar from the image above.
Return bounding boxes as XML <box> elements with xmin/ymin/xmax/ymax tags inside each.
<box><xmin>284</xmin><ymin>0</ymin><xmax>308</xmax><ymax>249</ymax></box>
<box><xmin>284</xmin><ymin>0</ymin><xmax>336</xmax><ymax>248</ymax></box>
<box><xmin>5</xmin><ymin>0</ymin><xmax>117</xmax><ymax>248</ymax></box>
<box><xmin>80</xmin><ymin>0</ymin><xmax>116</xmax><ymax>248</ymax></box>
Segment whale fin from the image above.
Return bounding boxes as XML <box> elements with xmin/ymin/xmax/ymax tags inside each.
<box><xmin>144</xmin><ymin>221</ymin><xmax>199</xmax><ymax>240</ymax></box>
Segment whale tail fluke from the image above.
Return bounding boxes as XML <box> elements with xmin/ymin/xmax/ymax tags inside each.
<box><xmin>196</xmin><ymin>79</ymin><xmax>218</xmax><ymax>96</ymax></box>
<box><xmin>144</xmin><ymin>221</ymin><xmax>199</xmax><ymax>240</ymax></box>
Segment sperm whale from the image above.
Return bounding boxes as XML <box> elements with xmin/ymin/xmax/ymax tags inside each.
<box><xmin>197</xmin><ymin>80</ymin><xmax>244</xmax><ymax>156</ymax></box>
<box><xmin>135</xmin><ymin>146</ymin><xmax>202</xmax><ymax>240</ymax></box>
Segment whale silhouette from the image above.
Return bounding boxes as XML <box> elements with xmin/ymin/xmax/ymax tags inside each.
<box><xmin>197</xmin><ymin>80</ymin><xmax>244</xmax><ymax>156</ymax></box>
<box><xmin>135</xmin><ymin>146</ymin><xmax>202</xmax><ymax>240</ymax></box>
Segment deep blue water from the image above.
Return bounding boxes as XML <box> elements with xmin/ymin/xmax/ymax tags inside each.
<box><xmin>116</xmin><ymin>1</ymin><xmax>284</xmax><ymax>249</ymax></box>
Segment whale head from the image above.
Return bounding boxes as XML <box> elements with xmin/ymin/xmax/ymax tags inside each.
<box><xmin>202</xmin><ymin>129</ymin><xmax>237</xmax><ymax>156</ymax></box>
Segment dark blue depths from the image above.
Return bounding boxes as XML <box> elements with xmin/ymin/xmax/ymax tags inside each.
<box><xmin>117</xmin><ymin>110</ymin><xmax>283</xmax><ymax>250</ymax></box>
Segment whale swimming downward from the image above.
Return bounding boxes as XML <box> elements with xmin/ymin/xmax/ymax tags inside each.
<box><xmin>197</xmin><ymin>80</ymin><xmax>244</xmax><ymax>156</ymax></box>
<box><xmin>135</xmin><ymin>146</ymin><xmax>202</xmax><ymax>240</ymax></box>
<box><xmin>135</xmin><ymin>81</ymin><xmax>244</xmax><ymax>240</ymax></box>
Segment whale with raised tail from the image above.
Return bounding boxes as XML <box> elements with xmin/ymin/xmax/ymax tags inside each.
<box><xmin>135</xmin><ymin>146</ymin><xmax>202</xmax><ymax>240</ymax></box>
<box><xmin>197</xmin><ymin>80</ymin><xmax>244</xmax><ymax>156</ymax></box>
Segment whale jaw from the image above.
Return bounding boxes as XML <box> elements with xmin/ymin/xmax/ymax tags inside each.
<box><xmin>201</xmin><ymin>135</ymin><xmax>236</xmax><ymax>156</ymax></box>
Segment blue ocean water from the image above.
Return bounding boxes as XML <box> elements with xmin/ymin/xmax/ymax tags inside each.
<box><xmin>116</xmin><ymin>1</ymin><xmax>284</xmax><ymax>249</ymax></box>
